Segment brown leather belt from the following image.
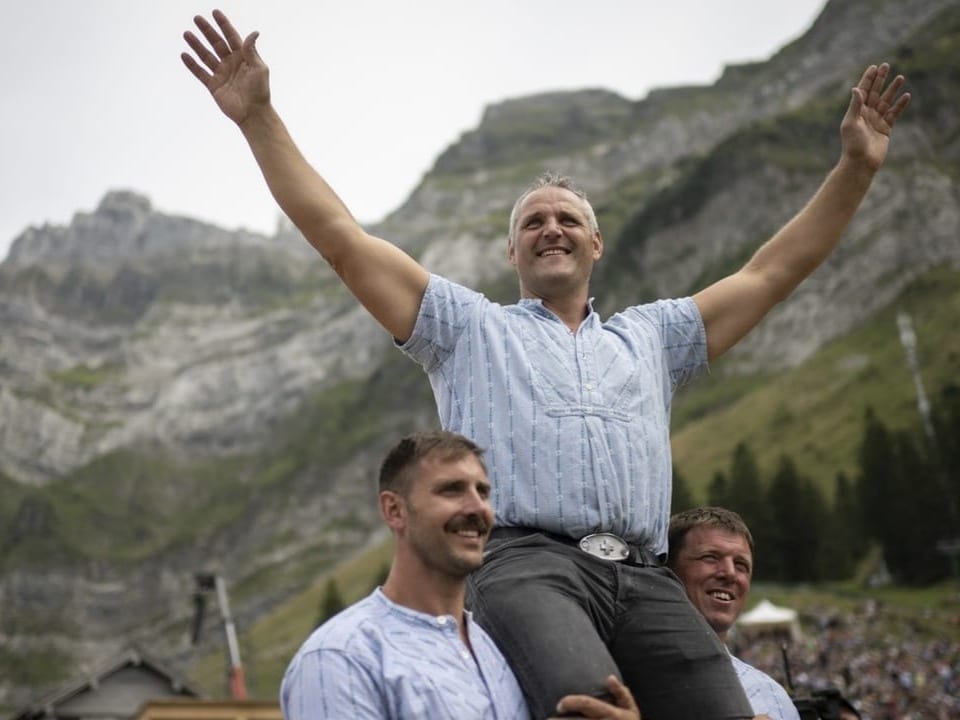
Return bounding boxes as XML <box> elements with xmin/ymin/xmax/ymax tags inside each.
<box><xmin>489</xmin><ymin>526</ymin><xmax>664</xmax><ymax>567</ymax></box>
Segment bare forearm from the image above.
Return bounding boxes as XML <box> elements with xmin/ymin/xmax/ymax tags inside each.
<box><xmin>239</xmin><ymin>104</ymin><xmax>359</xmax><ymax>257</ymax></box>
<box><xmin>181</xmin><ymin>10</ymin><xmax>428</xmax><ymax>342</ymax></box>
<box><xmin>236</xmin><ymin>103</ymin><xmax>428</xmax><ymax>340</ymax></box>
<box><xmin>695</xmin><ymin>64</ymin><xmax>908</xmax><ymax>361</ymax></box>
<box><xmin>697</xmin><ymin>157</ymin><xmax>877</xmax><ymax>360</ymax></box>
<box><xmin>746</xmin><ymin>156</ymin><xmax>876</xmax><ymax>301</ymax></box>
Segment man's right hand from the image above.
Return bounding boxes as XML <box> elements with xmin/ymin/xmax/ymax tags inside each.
<box><xmin>551</xmin><ymin>675</ymin><xmax>641</xmax><ymax>719</ymax></box>
<box><xmin>181</xmin><ymin>9</ymin><xmax>269</xmax><ymax>127</ymax></box>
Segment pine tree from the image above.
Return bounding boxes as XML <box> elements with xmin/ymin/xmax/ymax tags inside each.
<box><xmin>767</xmin><ymin>454</ymin><xmax>817</xmax><ymax>582</ymax></box>
<box><xmin>821</xmin><ymin>471</ymin><xmax>864</xmax><ymax>580</ymax></box>
<box><xmin>726</xmin><ymin>442</ymin><xmax>775</xmax><ymax>579</ymax></box>
<box><xmin>671</xmin><ymin>464</ymin><xmax>696</xmax><ymax>512</ymax></box>
<box><xmin>797</xmin><ymin>476</ymin><xmax>829</xmax><ymax>582</ymax></box>
<box><xmin>316</xmin><ymin>578</ymin><xmax>345</xmax><ymax>628</ymax></box>
<box><xmin>707</xmin><ymin>470</ymin><xmax>729</xmax><ymax>508</ymax></box>
<box><xmin>855</xmin><ymin>408</ymin><xmax>898</xmax><ymax>546</ymax></box>
<box><xmin>931</xmin><ymin>383</ymin><xmax>960</xmax><ymax>529</ymax></box>
<box><xmin>856</xmin><ymin>408</ymin><xmax>951</xmax><ymax>584</ymax></box>
<box><xmin>889</xmin><ymin>430</ymin><xmax>948</xmax><ymax>584</ymax></box>
<box><xmin>931</xmin><ymin>383</ymin><xmax>960</xmax><ymax>582</ymax></box>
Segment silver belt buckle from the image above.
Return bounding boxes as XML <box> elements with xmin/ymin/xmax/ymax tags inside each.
<box><xmin>578</xmin><ymin>532</ymin><xmax>630</xmax><ymax>562</ymax></box>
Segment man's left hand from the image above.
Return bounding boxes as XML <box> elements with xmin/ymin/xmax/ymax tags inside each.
<box><xmin>841</xmin><ymin>62</ymin><xmax>910</xmax><ymax>172</ymax></box>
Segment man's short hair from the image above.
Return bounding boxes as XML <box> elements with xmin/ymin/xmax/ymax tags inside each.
<box><xmin>378</xmin><ymin>430</ymin><xmax>486</xmax><ymax>496</ymax></box>
<box><xmin>508</xmin><ymin>172</ymin><xmax>600</xmax><ymax>240</ymax></box>
<box><xmin>668</xmin><ymin>506</ymin><xmax>755</xmax><ymax>564</ymax></box>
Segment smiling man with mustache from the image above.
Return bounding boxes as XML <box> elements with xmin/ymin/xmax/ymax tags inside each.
<box><xmin>280</xmin><ymin>431</ymin><xmax>639</xmax><ymax>720</ymax></box>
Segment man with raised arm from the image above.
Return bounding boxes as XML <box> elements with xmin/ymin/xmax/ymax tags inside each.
<box><xmin>182</xmin><ymin>10</ymin><xmax>909</xmax><ymax>720</ymax></box>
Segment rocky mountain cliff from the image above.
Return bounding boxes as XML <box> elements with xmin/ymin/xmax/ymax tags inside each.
<box><xmin>2</xmin><ymin>0</ymin><xmax>959</xmax><ymax>708</ymax></box>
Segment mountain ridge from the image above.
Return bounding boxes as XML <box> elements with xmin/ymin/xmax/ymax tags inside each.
<box><xmin>1</xmin><ymin>0</ymin><xmax>958</xmax><ymax>708</ymax></box>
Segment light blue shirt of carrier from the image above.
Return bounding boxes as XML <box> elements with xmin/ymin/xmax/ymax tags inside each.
<box><xmin>400</xmin><ymin>274</ymin><xmax>708</xmax><ymax>555</ymax></box>
<box><xmin>281</xmin><ymin>588</ymin><xmax>529</xmax><ymax>720</ymax></box>
<box><xmin>732</xmin><ymin>654</ymin><xmax>801</xmax><ymax>720</ymax></box>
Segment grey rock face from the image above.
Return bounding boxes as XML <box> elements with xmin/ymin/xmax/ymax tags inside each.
<box><xmin>1</xmin><ymin>0</ymin><xmax>957</xmax><ymax>708</ymax></box>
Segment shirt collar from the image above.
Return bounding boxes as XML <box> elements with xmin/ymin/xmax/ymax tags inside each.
<box><xmin>373</xmin><ymin>586</ymin><xmax>468</xmax><ymax>628</ymax></box>
<box><xmin>516</xmin><ymin>296</ymin><xmax>598</xmax><ymax>320</ymax></box>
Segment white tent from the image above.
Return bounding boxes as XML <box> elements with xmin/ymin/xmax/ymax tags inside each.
<box><xmin>735</xmin><ymin>599</ymin><xmax>800</xmax><ymax>641</ymax></box>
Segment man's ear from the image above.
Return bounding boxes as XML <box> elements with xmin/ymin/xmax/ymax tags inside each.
<box><xmin>379</xmin><ymin>491</ymin><xmax>406</xmax><ymax>531</ymax></box>
<box><xmin>592</xmin><ymin>230</ymin><xmax>604</xmax><ymax>261</ymax></box>
<box><xmin>507</xmin><ymin>236</ymin><xmax>517</xmax><ymax>266</ymax></box>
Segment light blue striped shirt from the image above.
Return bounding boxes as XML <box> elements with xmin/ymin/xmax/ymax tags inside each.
<box><xmin>281</xmin><ymin>588</ymin><xmax>529</xmax><ymax>720</ymax></box>
<box><xmin>732</xmin><ymin>655</ymin><xmax>801</xmax><ymax>720</ymax></box>
<box><xmin>401</xmin><ymin>274</ymin><xmax>707</xmax><ymax>554</ymax></box>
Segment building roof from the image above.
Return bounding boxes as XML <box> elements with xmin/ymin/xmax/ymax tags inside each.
<box><xmin>8</xmin><ymin>645</ymin><xmax>199</xmax><ymax>720</ymax></box>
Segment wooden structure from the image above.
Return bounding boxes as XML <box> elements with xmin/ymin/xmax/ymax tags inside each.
<box><xmin>9</xmin><ymin>646</ymin><xmax>198</xmax><ymax>720</ymax></box>
<box><xmin>134</xmin><ymin>699</ymin><xmax>282</xmax><ymax>720</ymax></box>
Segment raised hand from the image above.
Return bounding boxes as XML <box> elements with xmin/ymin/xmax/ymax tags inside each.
<box><xmin>841</xmin><ymin>63</ymin><xmax>911</xmax><ymax>172</ymax></box>
<box><xmin>181</xmin><ymin>9</ymin><xmax>269</xmax><ymax>126</ymax></box>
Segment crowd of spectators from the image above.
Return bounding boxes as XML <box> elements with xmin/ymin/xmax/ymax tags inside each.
<box><xmin>732</xmin><ymin>598</ymin><xmax>960</xmax><ymax>719</ymax></box>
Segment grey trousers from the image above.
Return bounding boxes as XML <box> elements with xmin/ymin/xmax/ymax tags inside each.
<box><xmin>466</xmin><ymin>531</ymin><xmax>754</xmax><ymax>720</ymax></box>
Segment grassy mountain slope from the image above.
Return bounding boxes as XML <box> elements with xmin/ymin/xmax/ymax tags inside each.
<box><xmin>672</xmin><ymin>266</ymin><xmax>960</xmax><ymax>492</ymax></box>
<box><xmin>190</xmin><ymin>537</ymin><xmax>393</xmax><ymax>697</ymax></box>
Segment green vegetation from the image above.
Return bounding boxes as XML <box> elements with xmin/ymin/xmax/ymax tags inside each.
<box><xmin>316</xmin><ymin>578</ymin><xmax>345</xmax><ymax>628</ymax></box>
<box><xmin>0</xmin><ymin>490</ymin><xmax>87</xmax><ymax>569</ymax></box>
<box><xmin>608</xmin><ymin>101</ymin><xmax>837</xmax><ymax>269</ymax></box>
<box><xmin>188</xmin><ymin>537</ymin><xmax>393</xmax><ymax>697</ymax></box>
<box><xmin>0</xmin><ymin>645</ymin><xmax>71</xmax><ymax>688</ymax></box>
<box><xmin>0</xmin><ymin>471</ymin><xmax>27</xmax><ymax>517</ymax></box>
<box><xmin>156</xmin><ymin>253</ymin><xmax>330</xmax><ymax>309</ymax></box>
<box><xmin>432</xmin><ymin>91</ymin><xmax>635</xmax><ymax>173</ymax></box>
<box><xmin>3</xmin><ymin>450</ymin><xmax>249</xmax><ymax>564</ymax></box>
<box><xmin>672</xmin><ymin>266</ymin><xmax>960</xmax><ymax>493</ymax></box>
<box><xmin>1</xmin><ymin>344</ymin><xmax>433</xmax><ymax>570</ymax></box>
<box><xmin>888</xmin><ymin>4</ymin><xmax>960</xmax><ymax>131</ymax></box>
<box><xmin>750</xmin><ymin>581</ymin><xmax>960</xmax><ymax>643</ymax></box>
<box><xmin>592</xmin><ymin>165</ymin><xmax>684</xmax><ymax>253</ymax></box>
<box><xmin>50</xmin><ymin>363</ymin><xmax>121</xmax><ymax>390</ymax></box>
<box><xmin>681</xmin><ymin>241</ymin><xmax>762</xmax><ymax>302</ymax></box>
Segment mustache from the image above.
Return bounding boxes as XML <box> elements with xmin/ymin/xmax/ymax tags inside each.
<box><xmin>446</xmin><ymin>514</ymin><xmax>491</xmax><ymax>534</ymax></box>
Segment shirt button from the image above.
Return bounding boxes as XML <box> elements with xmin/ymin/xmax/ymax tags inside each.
<box><xmin>585</xmin><ymin>383</ymin><xmax>593</xmax><ymax>391</ymax></box>
<box><xmin>437</xmin><ymin>616</ymin><xmax>448</xmax><ymax>626</ymax></box>
<box><xmin>461</xmin><ymin>650</ymin><xmax>470</xmax><ymax>659</ymax></box>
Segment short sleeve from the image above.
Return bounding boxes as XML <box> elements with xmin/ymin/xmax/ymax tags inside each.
<box><xmin>281</xmin><ymin>649</ymin><xmax>387</xmax><ymax>720</ymax></box>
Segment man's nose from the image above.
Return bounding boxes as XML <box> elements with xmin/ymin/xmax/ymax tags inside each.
<box><xmin>541</xmin><ymin>217</ymin><xmax>562</xmax><ymax>237</ymax></box>
<box><xmin>716</xmin><ymin>557</ymin><xmax>736</xmax><ymax>577</ymax></box>
<box><xmin>464</xmin><ymin>487</ymin><xmax>491</xmax><ymax>515</ymax></box>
